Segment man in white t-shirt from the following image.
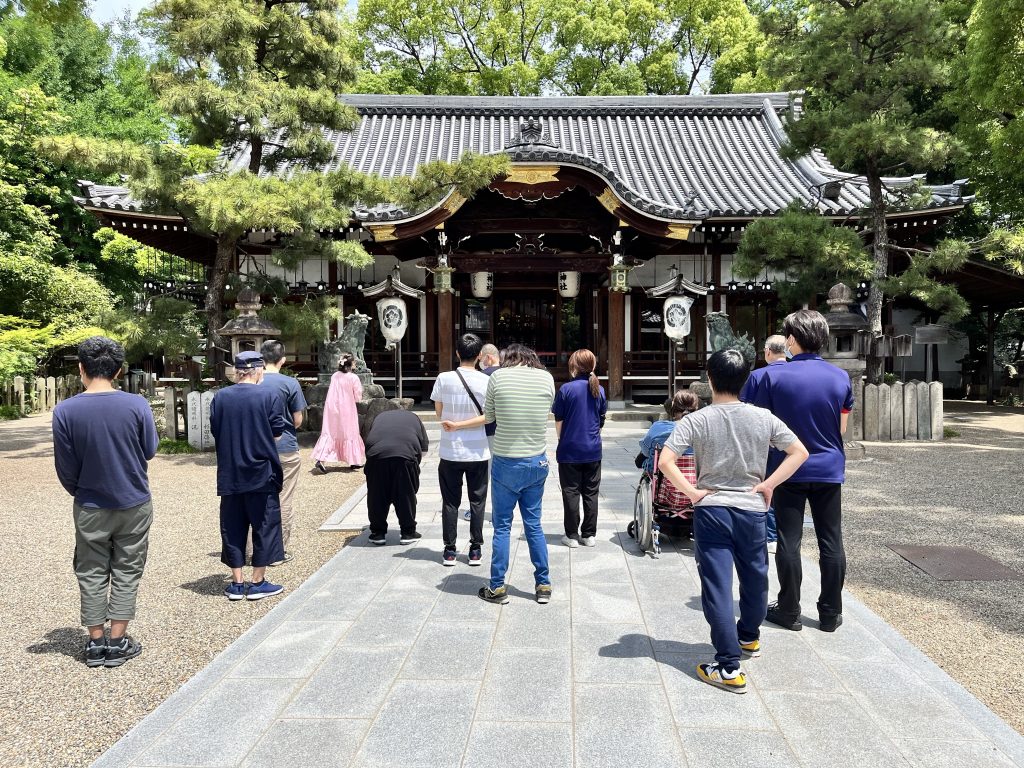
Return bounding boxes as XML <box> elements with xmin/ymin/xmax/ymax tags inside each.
<box><xmin>431</xmin><ymin>333</ymin><xmax>491</xmax><ymax>567</ymax></box>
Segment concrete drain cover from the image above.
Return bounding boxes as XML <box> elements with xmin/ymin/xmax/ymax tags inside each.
<box><xmin>888</xmin><ymin>545</ymin><xmax>1022</xmax><ymax>581</ymax></box>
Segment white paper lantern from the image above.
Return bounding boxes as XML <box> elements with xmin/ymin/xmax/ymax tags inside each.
<box><xmin>471</xmin><ymin>272</ymin><xmax>493</xmax><ymax>298</ymax></box>
<box><xmin>558</xmin><ymin>270</ymin><xmax>581</xmax><ymax>298</ymax></box>
<box><xmin>663</xmin><ymin>295</ymin><xmax>695</xmax><ymax>341</ymax></box>
<box><xmin>376</xmin><ymin>296</ymin><xmax>409</xmax><ymax>350</ymax></box>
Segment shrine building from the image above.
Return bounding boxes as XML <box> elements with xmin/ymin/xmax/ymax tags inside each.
<box><xmin>77</xmin><ymin>92</ymin><xmax>989</xmax><ymax>403</ymax></box>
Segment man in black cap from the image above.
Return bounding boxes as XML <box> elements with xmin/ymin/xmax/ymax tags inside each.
<box><xmin>210</xmin><ymin>351</ymin><xmax>288</xmax><ymax>600</ymax></box>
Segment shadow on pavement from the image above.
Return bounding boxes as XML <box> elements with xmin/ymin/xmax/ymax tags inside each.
<box><xmin>26</xmin><ymin>626</ymin><xmax>86</xmax><ymax>659</ymax></box>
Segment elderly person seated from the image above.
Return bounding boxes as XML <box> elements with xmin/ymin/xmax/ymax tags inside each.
<box><xmin>637</xmin><ymin>390</ymin><xmax>701</xmax><ymax>473</ymax></box>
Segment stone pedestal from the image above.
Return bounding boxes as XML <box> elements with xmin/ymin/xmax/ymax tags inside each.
<box><xmin>303</xmin><ymin>375</ymin><xmax>408</xmax><ymax>438</ymax></box>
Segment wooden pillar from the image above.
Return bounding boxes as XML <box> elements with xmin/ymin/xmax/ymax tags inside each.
<box><xmin>986</xmin><ymin>307</ymin><xmax>996</xmax><ymax>406</ymax></box>
<box><xmin>608</xmin><ymin>290</ymin><xmax>625</xmax><ymax>401</ymax></box>
<box><xmin>438</xmin><ymin>292</ymin><xmax>454</xmax><ymax>372</ymax></box>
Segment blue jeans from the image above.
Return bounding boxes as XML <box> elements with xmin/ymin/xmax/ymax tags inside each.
<box><xmin>767</xmin><ymin>506</ymin><xmax>777</xmax><ymax>543</ymax></box>
<box><xmin>489</xmin><ymin>454</ymin><xmax>550</xmax><ymax>590</ymax></box>
<box><xmin>693</xmin><ymin>505</ymin><xmax>769</xmax><ymax>672</ymax></box>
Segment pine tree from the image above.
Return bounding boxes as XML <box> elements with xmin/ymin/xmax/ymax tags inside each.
<box><xmin>39</xmin><ymin>0</ymin><xmax>507</xmax><ymax>364</ymax></box>
<box><xmin>764</xmin><ymin>0</ymin><xmax>961</xmax><ymax>383</ymax></box>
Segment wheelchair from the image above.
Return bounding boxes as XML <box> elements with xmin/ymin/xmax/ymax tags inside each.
<box><xmin>628</xmin><ymin>445</ymin><xmax>696</xmax><ymax>556</ymax></box>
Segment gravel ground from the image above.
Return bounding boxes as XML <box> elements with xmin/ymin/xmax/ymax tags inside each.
<box><xmin>832</xmin><ymin>401</ymin><xmax>1024</xmax><ymax>734</ymax></box>
<box><xmin>0</xmin><ymin>414</ymin><xmax>363</xmax><ymax>768</ymax></box>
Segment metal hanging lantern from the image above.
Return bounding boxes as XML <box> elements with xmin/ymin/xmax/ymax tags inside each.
<box><xmin>376</xmin><ymin>296</ymin><xmax>409</xmax><ymax>351</ymax></box>
<box><xmin>558</xmin><ymin>271</ymin><xmax>581</xmax><ymax>298</ymax></box>
<box><xmin>471</xmin><ymin>272</ymin><xmax>493</xmax><ymax>298</ymax></box>
<box><xmin>663</xmin><ymin>295</ymin><xmax>695</xmax><ymax>341</ymax></box>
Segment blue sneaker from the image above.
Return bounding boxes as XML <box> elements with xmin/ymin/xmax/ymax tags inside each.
<box><xmin>246</xmin><ymin>579</ymin><xmax>284</xmax><ymax>601</ymax></box>
<box><xmin>224</xmin><ymin>581</ymin><xmax>247</xmax><ymax>601</ymax></box>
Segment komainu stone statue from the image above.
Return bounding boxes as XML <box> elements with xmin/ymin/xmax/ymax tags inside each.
<box><xmin>319</xmin><ymin>311</ymin><xmax>371</xmax><ymax>375</ymax></box>
<box><xmin>705</xmin><ymin>311</ymin><xmax>756</xmax><ymax>369</ymax></box>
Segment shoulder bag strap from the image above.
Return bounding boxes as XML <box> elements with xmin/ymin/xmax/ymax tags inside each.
<box><xmin>454</xmin><ymin>368</ymin><xmax>484</xmax><ymax>415</ymax></box>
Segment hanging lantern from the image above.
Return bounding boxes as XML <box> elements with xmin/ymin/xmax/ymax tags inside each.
<box><xmin>663</xmin><ymin>295</ymin><xmax>696</xmax><ymax>341</ymax></box>
<box><xmin>376</xmin><ymin>296</ymin><xmax>409</xmax><ymax>351</ymax></box>
<box><xmin>558</xmin><ymin>271</ymin><xmax>581</xmax><ymax>298</ymax></box>
<box><xmin>608</xmin><ymin>260</ymin><xmax>633</xmax><ymax>293</ymax></box>
<box><xmin>471</xmin><ymin>272</ymin><xmax>493</xmax><ymax>299</ymax></box>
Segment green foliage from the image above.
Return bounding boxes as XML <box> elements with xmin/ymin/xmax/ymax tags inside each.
<box><xmin>734</xmin><ymin>203</ymin><xmax>869</xmax><ymax>308</ymax></box>
<box><xmin>964</xmin><ymin>0</ymin><xmax>1024</xmax><ymax>217</ymax></box>
<box><xmin>0</xmin><ymin>405</ymin><xmax>22</xmax><ymax>420</ymax></box>
<box><xmin>157</xmin><ymin>437</ymin><xmax>195</xmax><ymax>454</ymax></box>
<box><xmin>261</xmin><ymin>296</ymin><xmax>342</xmax><ymax>341</ymax></box>
<box><xmin>98</xmin><ymin>297</ymin><xmax>205</xmax><ymax>362</ymax></box>
<box><xmin>943</xmin><ymin>426</ymin><xmax>961</xmax><ymax>439</ymax></box>
<box><xmin>355</xmin><ymin>0</ymin><xmax>766</xmax><ymax>95</ymax></box>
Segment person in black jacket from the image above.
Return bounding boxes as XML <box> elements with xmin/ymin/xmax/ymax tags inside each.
<box><xmin>364</xmin><ymin>409</ymin><xmax>429</xmax><ymax>545</ymax></box>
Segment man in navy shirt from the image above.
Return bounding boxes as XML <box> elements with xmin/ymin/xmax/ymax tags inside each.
<box><xmin>748</xmin><ymin>311</ymin><xmax>853</xmax><ymax>633</ymax></box>
<box><xmin>210</xmin><ymin>351</ymin><xmax>287</xmax><ymax>601</ymax></box>
<box><xmin>739</xmin><ymin>334</ymin><xmax>788</xmax><ymax>551</ymax></box>
<box><xmin>53</xmin><ymin>336</ymin><xmax>158</xmax><ymax>668</ymax></box>
<box><xmin>259</xmin><ymin>340</ymin><xmax>307</xmax><ymax>565</ymax></box>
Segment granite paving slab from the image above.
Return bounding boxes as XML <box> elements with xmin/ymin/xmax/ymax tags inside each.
<box><xmin>92</xmin><ymin>423</ymin><xmax>1024</xmax><ymax>768</ymax></box>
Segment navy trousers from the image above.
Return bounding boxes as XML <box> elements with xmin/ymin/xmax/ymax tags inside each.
<box><xmin>220</xmin><ymin>489</ymin><xmax>284</xmax><ymax>568</ymax></box>
<box><xmin>693</xmin><ymin>504</ymin><xmax>769</xmax><ymax>672</ymax></box>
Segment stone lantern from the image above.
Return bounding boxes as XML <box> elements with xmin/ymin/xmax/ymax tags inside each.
<box><xmin>821</xmin><ymin>282</ymin><xmax>868</xmax><ymax>378</ymax></box>
<box><xmin>216</xmin><ymin>287</ymin><xmax>281</xmax><ymax>378</ymax></box>
<box><xmin>822</xmin><ymin>282</ymin><xmax>868</xmax><ymax>457</ymax></box>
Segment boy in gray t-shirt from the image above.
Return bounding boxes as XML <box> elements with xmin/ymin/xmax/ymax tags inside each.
<box><xmin>660</xmin><ymin>350</ymin><xmax>808</xmax><ymax>694</ymax></box>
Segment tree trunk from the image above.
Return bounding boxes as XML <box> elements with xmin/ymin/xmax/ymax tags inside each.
<box><xmin>204</xmin><ymin>231</ymin><xmax>239</xmax><ymax>378</ymax></box>
<box><xmin>865</xmin><ymin>161</ymin><xmax>888</xmax><ymax>385</ymax></box>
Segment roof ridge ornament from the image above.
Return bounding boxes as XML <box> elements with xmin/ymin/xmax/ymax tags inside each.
<box><xmin>506</xmin><ymin>118</ymin><xmax>558</xmax><ymax>149</ymax></box>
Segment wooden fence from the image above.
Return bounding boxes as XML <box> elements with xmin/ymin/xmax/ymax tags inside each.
<box><xmin>848</xmin><ymin>380</ymin><xmax>943</xmax><ymax>442</ymax></box>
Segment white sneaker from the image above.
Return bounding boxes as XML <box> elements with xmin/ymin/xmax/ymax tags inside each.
<box><xmin>462</xmin><ymin>509</ymin><xmax>472</xmax><ymax>521</ymax></box>
<box><xmin>767</xmin><ymin>541</ymin><xmax>777</xmax><ymax>554</ymax></box>
<box><xmin>561</xmin><ymin>535</ymin><xmax>579</xmax><ymax>548</ymax></box>
<box><xmin>580</xmin><ymin>536</ymin><xmax>596</xmax><ymax>547</ymax></box>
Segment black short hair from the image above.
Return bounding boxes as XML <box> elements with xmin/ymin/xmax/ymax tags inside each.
<box><xmin>261</xmin><ymin>339</ymin><xmax>285</xmax><ymax>365</ymax></box>
<box><xmin>456</xmin><ymin>333</ymin><xmax>483</xmax><ymax>362</ymax></box>
<box><xmin>78</xmin><ymin>336</ymin><xmax>125</xmax><ymax>380</ymax></box>
<box><xmin>782</xmin><ymin>310</ymin><xmax>830</xmax><ymax>354</ymax></box>
<box><xmin>706</xmin><ymin>349</ymin><xmax>750</xmax><ymax>396</ymax></box>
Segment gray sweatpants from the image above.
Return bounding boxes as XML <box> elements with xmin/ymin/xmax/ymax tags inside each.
<box><xmin>73</xmin><ymin>501</ymin><xmax>153</xmax><ymax>626</ymax></box>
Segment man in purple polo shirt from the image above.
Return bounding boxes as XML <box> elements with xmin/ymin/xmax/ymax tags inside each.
<box><xmin>748</xmin><ymin>311</ymin><xmax>853</xmax><ymax>633</ymax></box>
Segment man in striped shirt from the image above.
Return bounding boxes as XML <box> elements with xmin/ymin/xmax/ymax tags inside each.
<box><xmin>442</xmin><ymin>343</ymin><xmax>556</xmax><ymax>605</ymax></box>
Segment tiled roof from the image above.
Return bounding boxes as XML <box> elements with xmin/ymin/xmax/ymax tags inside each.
<box><xmin>77</xmin><ymin>93</ymin><xmax>971</xmax><ymax>223</ymax></box>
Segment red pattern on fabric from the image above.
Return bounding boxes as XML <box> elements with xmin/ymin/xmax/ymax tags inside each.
<box><xmin>653</xmin><ymin>452</ymin><xmax>697</xmax><ymax>518</ymax></box>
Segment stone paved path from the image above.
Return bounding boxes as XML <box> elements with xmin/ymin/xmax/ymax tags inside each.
<box><xmin>94</xmin><ymin>423</ymin><xmax>1024</xmax><ymax>768</ymax></box>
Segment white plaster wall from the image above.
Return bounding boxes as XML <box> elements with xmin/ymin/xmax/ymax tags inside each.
<box><xmin>889</xmin><ymin>307</ymin><xmax>968</xmax><ymax>387</ymax></box>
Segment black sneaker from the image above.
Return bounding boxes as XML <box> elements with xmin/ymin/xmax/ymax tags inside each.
<box><xmin>535</xmin><ymin>584</ymin><xmax>552</xmax><ymax>604</ymax></box>
<box><xmin>442</xmin><ymin>547</ymin><xmax>457</xmax><ymax>566</ymax></box>
<box><xmin>314</xmin><ymin>460</ymin><xmax>328</xmax><ymax>475</ymax></box>
<box><xmin>478</xmin><ymin>586</ymin><xmax>509</xmax><ymax>604</ymax></box>
<box><xmin>819</xmin><ymin>614</ymin><xmax>843</xmax><ymax>632</ymax></box>
<box><xmin>368</xmin><ymin>532</ymin><xmax>387</xmax><ymax>545</ymax></box>
<box><xmin>400</xmin><ymin>531</ymin><xmax>422</xmax><ymax>545</ymax></box>
<box><xmin>468</xmin><ymin>546</ymin><xmax>482</xmax><ymax>566</ymax></box>
<box><xmin>85</xmin><ymin>637</ymin><xmax>107</xmax><ymax>668</ymax></box>
<box><xmin>105</xmin><ymin>636</ymin><xmax>142</xmax><ymax>668</ymax></box>
<box><xmin>765</xmin><ymin>603</ymin><xmax>802</xmax><ymax>631</ymax></box>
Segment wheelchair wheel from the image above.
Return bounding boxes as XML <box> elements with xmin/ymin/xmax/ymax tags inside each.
<box><xmin>633</xmin><ymin>475</ymin><xmax>655</xmax><ymax>554</ymax></box>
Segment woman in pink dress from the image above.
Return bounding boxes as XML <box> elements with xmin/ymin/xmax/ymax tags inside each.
<box><xmin>313</xmin><ymin>354</ymin><xmax>365</xmax><ymax>472</ymax></box>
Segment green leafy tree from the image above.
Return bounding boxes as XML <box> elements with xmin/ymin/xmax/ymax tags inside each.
<box><xmin>751</xmin><ymin>0</ymin><xmax>962</xmax><ymax>383</ymax></box>
<box><xmin>355</xmin><ymin>0</ymin><xmax>765</xmax><ymax>95</ymax></box>
<box><xmin>40</xmin><ymin>0</ymin><xmax>508</xmax><ymax>368</ymax></box>
<box><xmin>964</xmin><ymin>0</ymin><xmax>1024</xmax><ymax>219</ymax></box>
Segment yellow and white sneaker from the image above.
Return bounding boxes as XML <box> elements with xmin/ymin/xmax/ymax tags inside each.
<box><xmin>739</xmin><ymin>638</ymin><xmax>762</xmax><ymax>658</ymax></box>
<box><xmin>697</xmin><ymin>662</ymin><xmax>748</xmax><ymax>694</ymax></box>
